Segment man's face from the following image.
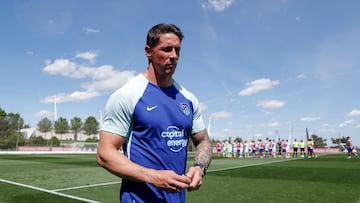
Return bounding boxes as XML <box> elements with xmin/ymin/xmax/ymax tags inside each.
<box><xmin>146</xmin><ymin>33</ymin><xmax>181</xmax><ymax>76</ymax></box>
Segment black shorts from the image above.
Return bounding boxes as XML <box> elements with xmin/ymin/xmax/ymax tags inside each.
<box><xmin>293</xmin><ymin>148</ymin><xmax>298</xmax><ymax>152</ymax></box>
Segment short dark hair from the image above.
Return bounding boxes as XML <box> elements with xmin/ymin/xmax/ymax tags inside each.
<box><xmin>146</xmin><ymin>23</ymin><xmax>184</xmax><ymax>48</ymax></box>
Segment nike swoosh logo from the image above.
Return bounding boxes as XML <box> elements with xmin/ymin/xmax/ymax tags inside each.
<box><xmin>146</xmin><ymin>105</ymin><xmax>158</xmax><ymax>111</ymax></box>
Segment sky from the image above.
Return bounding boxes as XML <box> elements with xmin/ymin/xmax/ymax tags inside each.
<box><xmin>1</xmin><ymin>0</ymin><xmax>360</xmax><ymax>146</ymax></box>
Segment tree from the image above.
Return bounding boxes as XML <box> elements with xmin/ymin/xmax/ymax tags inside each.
<box><xmin>27</xmin><ymin>136</ymin><xmax>47</xmax><ymax>146</ymax></box>
<box><xmin>70</xmin><ymin>117</ymin><xmax>83</xmax><ymax>141</ymax></box>
<box><xmin>54</xmin><ymin>117</ymin><xmax>69</xmax><ymax>140</ymax></box>
<box><xmin>234</xmin><ymin>136</ymin><xmax>243</xmax><ymax>142</ymax></box>
<box><xmin>0</xmin><ymin>108</ymin><xmax>24</xmax><ymax>139</ymax></box>
<box><xmin>49</xmin><ymin>136</ymin><xmax>60</xmax><ymax>146</ymax></box>
<box><xmin>311</xmin><ymin>134</ymin><xmax>327</xmax><ymax>148</ymax></box>
<box><xmin>0</xmin><ymin>108</ymin><xmax>8</xmax><ymax>139</ymax></box>
<box><xmin>38</xmin><ymin>117</ymin><xmax>52</xmax><ymax>137</ymax></box>
<box><xmin>331</xmin><ymin>136</ymin><xmax>348</xmax><ymax>148</ymax></box>
<box><xmin>2</xmin><ymin>131</ymin><xmax>25</xmax><ymax>149</ymax></box>
<box><xmin>83</xmin><ymin>116</ymin><xmax>99</xmax><ymax>137</ymax></box>
<box><xmin>7</xmin><ymin>113</ymin><xmax>24</xmax><ymax>131</ymax></box>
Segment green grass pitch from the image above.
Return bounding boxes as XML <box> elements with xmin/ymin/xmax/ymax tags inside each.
<box><xmin>0</xmin><ymin>153</ymin><xmax>359</xmax><ymax>203</ymax></box>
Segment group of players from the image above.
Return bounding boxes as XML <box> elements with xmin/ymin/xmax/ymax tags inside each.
<box><xmin>216</xmin><ymin>136</ymin><xmax>358</xmax><ymax>159</ymax></box>
<box><xmin>216</xmin><ymin>138</ymin><xmax>317</xmax><ymax>159</ymax></box>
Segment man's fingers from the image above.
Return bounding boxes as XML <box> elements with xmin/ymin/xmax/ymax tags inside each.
<box><xmin>169</xmin><ymin>184</ymin><xmax>182</xmax><ymax>193</ymax></box>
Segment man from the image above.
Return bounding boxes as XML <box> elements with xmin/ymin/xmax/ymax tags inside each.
<box><xmin>293</xmin><ymin>139</ymin><xmax>299</xmax><ymax>158</ymax></box>
<box><xmin>258</xmin><ymin>139</ymin><xmax>264</xmax><ymax>158</ymax></box>
<box><xmin>232</xmin><ymin>141</ymin><xmax>238</xmax><ymax>158</ymax></box>
<box><xmin>277</xmin><ymin>138</ymin><xmax>282</xmax><ymax>157</ymax></box>
<box><xmin>264</xmin><ymin>137</ymin><xmax>269</xmax><ymax>157</ymax></box>
<box><xmin>97</xmin><ymin>23</ymin><xmax>212</xmax><ymax>203</ymax></box>
<box><xmin>222</xmin><ymin>140</ymin><xmax>226</xmax><ymax>157</ymax></box>
<box><xmin>307</xmin><ymin>138</ymin><xmax>311</xmax><ymax>157</ymax></box>
<box><xmin>281</xmin><ymin>139</ymin><xmax>287</xmax><ymax>158</ymax></box>
<box><xmin>224</xmin><ymin>140</ymin><xmax>232</xmax><ymax>158</ymax></box>
<box><xmin>268</xmin><ymin>139</ymin><xmax>274</xmax><ymax>158</ymax></box>
<box><xmin>237</xmin><ymin>140</ymin><xmax>243</xmax><ymax>158</ymax></box>
<box><xmin>216</xmin><ymin>140</ymin><xmax>223</xmax><ymax>157</ymax></box>
<box><xmin>308</xmin><ymin>138</ymin><xmax>315</xmax><ymax>158</ymax></box>
<box><xmin>347</xmin><ymin>136</ymin><xmax>358</xmax><ymax>159</ymax></box>
<box><xmin>244</xmin><ymin>140</ymin><xmax>249</xmax><ymax>158</ymax></box>
<box><xmin>272</xmin><ymin>139</ymin><xmax>277</xmax><ymax>158</ymax></box>
<box><xmin>300</xmin><ymin>139</ymin><xmax>305</xmax><ymax>158</ymax></box>
<box><xmin>251</xmin><ymin>140</ymin><xmax>257</xmax><ymax>158</ymax></box>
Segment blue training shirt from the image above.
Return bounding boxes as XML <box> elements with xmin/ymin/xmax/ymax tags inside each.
<box><xmin>101</xmin><ymin>74</ymin><xmax>205</xmax><ymax>203</ymax></box>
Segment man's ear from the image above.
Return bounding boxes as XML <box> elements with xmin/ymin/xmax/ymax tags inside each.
<box><xmin>145</xmin><ymin>45</ymin><xmax>152</xmax><ymax>59</ymax></box>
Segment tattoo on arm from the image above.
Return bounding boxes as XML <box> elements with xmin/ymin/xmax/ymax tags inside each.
<box><xmin>193</xmin><ymin>130</ymin><xmax>212</xmax><ymax>168</ymax></box>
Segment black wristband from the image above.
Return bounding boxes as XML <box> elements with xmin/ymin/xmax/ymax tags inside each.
<box><xmin>193</xmin><ymin>162</ymin><xmax>206</xmax><ymax>177</ymax></box>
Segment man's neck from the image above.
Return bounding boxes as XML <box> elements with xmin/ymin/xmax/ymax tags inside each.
<box><xmin>143</xmin><ymin>68</ymin><xmax>173</xmax><ymax>88</ymax></box>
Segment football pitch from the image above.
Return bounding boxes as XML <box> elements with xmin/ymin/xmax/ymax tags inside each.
<box><xmin>0</xmin><ymin>153</ymin><xmax>359</xmax><ymax>203</ymax></box>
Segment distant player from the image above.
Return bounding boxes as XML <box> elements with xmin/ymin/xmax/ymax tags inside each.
<box><xmin>258</xmin><ymin>139</ymin><xmax>264</xmax><ymax>158</ymax></box>
<box><xmin>251</xmin><ymin>140</ymin><xmax>257</xmax><ymax>158</ymax></box>
<box><xmin>237</xmin><ymin>141</ymin><xmax>243</xmax><ymax>158</ymax></box>
<box><xmin>225</xmin><ymin>140</ymin><xmax>232</xmax><ymax>158</ymax></box>
<box><xmin>272</xmin><ymin>139</ymin><xmax>277</xmax><ymax>158</ymax></box>
<box><xmin>222</xmin><ymin>141</ymin><xmax>226</xmax><ymax>157</ymax></box>
<box><xmin>265</xmin><ymin>138</ymin><xmax>269</xmax><ymax>157</ymax></box>
<box><xmin>268</xmin><ymin>139</ymin><xmax>274</xmax><ymax>158</ymax></box>
<box><xmin>346</xmin><ymin>136</ymin><xmax>358</xmax><ymax>159</ymax></box>
<box><xmin>285</xmin><ymin>139</ymin><xmax>290</xmax><ymax>158</ymax></box>
<box><xmin>216</xmin><ymin>141</ymin><xmax>223</xmax><ymax>157</ymax></box>
<box><xmin>232</xmin><ymin>141</ymin><xmax>238</xmax><ymax>158</ymax></box>
<box><xmin>244</xmin><ymin>141</ymin><xmax>250</xmax><ymax>158</ymax></box>
<box><xmin>308</xmin><ymin>139</ymin><xmax>316</xmax><ymax>158</ymax></box>
<box><xmin>281</xmin><ymin>139</ymin><xmax>287</xmax><ymax>158</ymax></box>
<box><xmin>300</xmin><ymin>139</ymin><xmax>305</xmax><ymax>158</ymax></box>
<box><xmin>293</xmin><ymin>139</ymin><xmax>299</xmax><ymax>158</ymax></box>
<box><xmin>277</xmin><ymin>138</ymin><xmax>282</xmax><ymax>157</ymax></box>
<box><xmin>307</xmin><ymin>139</ymin><xmax>311</xmax><ymax>157</ymax></box>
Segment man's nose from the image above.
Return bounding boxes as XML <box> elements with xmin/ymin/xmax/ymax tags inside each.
<box><xmin>169</xmin><ymin>48</ymin><xmax>178</xmax><ymax>58</ymax></box>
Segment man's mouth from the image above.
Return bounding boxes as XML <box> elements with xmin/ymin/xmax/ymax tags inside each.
<box><xmin>167</xmin><ymin>63</ymin><xmax>176</xmax><ymax>68</ymax></box>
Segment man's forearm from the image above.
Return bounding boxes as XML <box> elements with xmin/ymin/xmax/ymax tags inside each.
<box><xmin>194</xmin><ymin>136</ymin><xmax>212</xmax><ymax>168</ymax></box>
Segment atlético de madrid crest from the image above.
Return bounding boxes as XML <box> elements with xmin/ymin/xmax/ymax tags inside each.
<box><xmin>180</xmin><ymin>103</ymin><xmax>190</xmax><ymax>116</ymax></box>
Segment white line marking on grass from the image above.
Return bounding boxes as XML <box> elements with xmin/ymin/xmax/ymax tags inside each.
<box><xmin>0</xmin><ymin>178</ymin><xmax>100</xmax><ymax>203</ymax></box>
<box><xmin>207</xmin><ymin>157</ymin><xmax>301</xmax><ymax>173</ymax></box>
<box><xmin>53</xmin><ymin>181</ymin><xmax>121</xmax><ymax>192</ymax></box>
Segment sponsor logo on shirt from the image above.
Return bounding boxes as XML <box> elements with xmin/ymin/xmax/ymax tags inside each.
<box><xmin>161</xmin><ymin>126</ymin><xmax>188</xmax><ymax>152</ymax></box>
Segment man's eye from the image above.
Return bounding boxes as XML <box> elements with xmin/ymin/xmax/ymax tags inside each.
<box><xmin>162</xmin><ymin>47</ymin><xmax>173</xmax><ymax>52</ymax></box>
<box><xmin>161</xmin><ymin>47</ymin><xmax>180</xmax><ymax>53</ymax></box>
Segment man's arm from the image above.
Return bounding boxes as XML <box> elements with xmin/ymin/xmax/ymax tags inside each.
<box><xmin>192</xmin><ymin>129</ymin><xmax>212</xmax><ymax>168</ymax></box>
<box><xmin>96</xmin><ymin>130</ymin><xmax>191</xmax><ymax>192</ymax></box>
<box><xmin>186</xmin><ymin>129</ymin><xmax>212</xmax><ymax>191</ymax></box>
<box><xmin>96</xmin><ymin>131</ymin><xmax>148</xmax><ymax>181</ymax></box>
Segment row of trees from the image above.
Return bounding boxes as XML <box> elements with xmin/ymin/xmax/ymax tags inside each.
<box><xmin>0</xmin><ymin>107</ymin><xmax>99</xmax><ymax>149</ymax></box>
<box><xmin>37</xmin><ymin>116</ymin><xmax>99</xmax><ymax>141</ymax></box>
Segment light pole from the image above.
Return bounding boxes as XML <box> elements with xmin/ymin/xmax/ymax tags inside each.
<box><xmin>16</xmin><ymin>121</ymin><xmax>20</xmax><ymax>151</ymax></box>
